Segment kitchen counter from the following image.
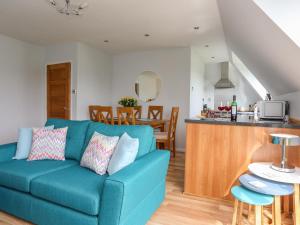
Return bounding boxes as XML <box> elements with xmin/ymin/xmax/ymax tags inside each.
<box><xmin>184</xmin><ymin>115</ymin><xmax>300</xmax><ymax>200</ymax></box>
<box><xmin>185</xmin><ymin>115</ymin><xmax>300</xmax><ymax>129</ymax></box>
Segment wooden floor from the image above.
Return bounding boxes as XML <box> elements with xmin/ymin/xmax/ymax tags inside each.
<box><xmin>0</xmin><ymin>153</ymin><xmax>294</xmax><ymax>225</ymax></box>
<box><xmin>148</xmin><ymin>152</ymin><xmax>234</xmax><ymax>225</ymax></box>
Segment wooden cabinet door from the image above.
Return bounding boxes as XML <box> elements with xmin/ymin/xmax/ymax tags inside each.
<box><xmin>47</xmin><ymin>62</ymin><xmax>71</xmax><ymax>119</ymax></box>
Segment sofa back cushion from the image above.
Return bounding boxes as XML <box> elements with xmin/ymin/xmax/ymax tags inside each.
<box><xmin>45</xmin><ymin>119</ymin><xmax>91</xmax><ymax>161</ymax></box>
<box><xmin>84</xmin><ymin>122</ymin><xmax>154</xmax><ymax>159</ymax></box>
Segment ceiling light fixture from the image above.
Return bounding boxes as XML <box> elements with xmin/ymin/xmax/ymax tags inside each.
<box><xmin>47</xmin><ymin>0</ymin><xmax>88</xmax><ymax>16</ymax></box>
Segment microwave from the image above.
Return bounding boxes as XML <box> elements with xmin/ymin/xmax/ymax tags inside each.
<box><xmin>258</xmin><ymin>100</ymin><xmax>289</xmax><ymax>120</ymax></box>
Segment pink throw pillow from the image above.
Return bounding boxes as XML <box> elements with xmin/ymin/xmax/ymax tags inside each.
<box><xmin>27</xmin><ymin>127</ymin><xmax>68</xmax><ymax>161</ymax></box>
<box><xmin>80</xmin><ymin>132</ymin><xmax>119</xmax><ymax>175</ymax></box>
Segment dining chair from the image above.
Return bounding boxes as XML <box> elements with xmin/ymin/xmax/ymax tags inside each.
<box><xmin>148</xmin><ymin>105</ymin><xmax>164</xmax><ymax>131</ymax></box>
<box><xmin>155</xmin><ymin>107</ymin><xmax>179</xmax><ymax>157</ymax></box>
<box><xmin>133</xmin><ymin>106</ymin><xmax>142</xmax><ymax>120</ymax></box>
<box><xmin>97</xmin><ymin>106</ymin><xmax>114</xmax><ymax>125</ymax></box>
<box><xmin>89</xmin><ymin>105</ymin><xmax>103</xmax><ymax>122</ymax></box>
<box><xmin>148</xmin><ymin>105</ymin><xmax>163</xmax><ymax>120</ymax></box>
<box><xmin>117</xmin><ymin>107</ymin><xmax>136</xmax><ymax>125</ymax></box>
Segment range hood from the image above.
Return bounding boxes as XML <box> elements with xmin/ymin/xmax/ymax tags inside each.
<box><xmin>214</xmin><ymin>62</ymin><xmax>235</xmax><ymax>89</ymax></box>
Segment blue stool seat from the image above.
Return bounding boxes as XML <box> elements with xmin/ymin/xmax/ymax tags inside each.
<box><xmin>239</xmin><ymin>174</ymin><xmax>294</xmax><ymax>196</ymax></box>
<box><xmin>231</xmin><ymin>186</ymin><xmax>273</xmax><ymax>206</ymax></box>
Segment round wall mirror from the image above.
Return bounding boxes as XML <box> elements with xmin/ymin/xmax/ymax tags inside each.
<box><xmin>135</xmin><ymin>71</ymin><xmax>161</xmax><ymax>102</ymax></box>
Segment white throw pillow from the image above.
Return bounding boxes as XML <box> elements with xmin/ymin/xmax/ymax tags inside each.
<box><xmin>107</xmin><ymin>132</ymin><xmax>139</xmax><ymax>175</ymax></box>
<box><xmin>14</xmin><ymin>125</ymin><xmax>54</xmax><ymax>160</ymax></box>
<box><xmin>80</xmin><ymin>132</ymin><xmax>119</xmax><ymax>175</ymax></box>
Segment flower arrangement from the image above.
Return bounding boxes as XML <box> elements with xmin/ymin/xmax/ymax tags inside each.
<box><xmin>118</xmin><ymin>96</ymin><xmax>138</xmax><ymax>107</ymax></box>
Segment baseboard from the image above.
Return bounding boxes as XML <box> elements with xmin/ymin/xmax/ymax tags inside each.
<box><xmin>176</xmin><ymin>148</ymin><xmax>185</xmax><ymax>152</ymax></box>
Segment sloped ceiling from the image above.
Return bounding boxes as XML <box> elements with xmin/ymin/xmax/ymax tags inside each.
<box><xmin>217</xmin><ymin>0</ymin><xmax>300</xmax><ymax>96</ymax></box>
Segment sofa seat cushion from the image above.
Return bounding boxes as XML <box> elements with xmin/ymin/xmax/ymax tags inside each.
<box><xmin>31</xmin><ymin>166</ymin><xmax>107</xmax><ymax>216</ymax></box>
<box><xmin>85</xmin><ymin>122</ymin><xmax>154</xmax><ymax>159</ymax></box>
<box><xmin>0</xmin><ymin>160</ymin><xmax>77</xmax><ymax>192</ymax></box>
<box><xmin>45</xmin><ymin>119</ymin><xmax>91</xmax><ymax>161</ymax></box>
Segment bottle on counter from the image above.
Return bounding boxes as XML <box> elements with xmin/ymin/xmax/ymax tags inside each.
<box><xmin>201</xmin><ymin>104</ymin><xmax>208</xmax><ymax>118</ymax></box>
<box><xmin>200</xmin><ymin>98</ymin><xmax>209</xmax><ymax>118</ymax></box>
<box><xmin>231</xmin><ymin>95</ymin><xmax>237</xmax><ymax>121</ymax></box>
<box><xmin>253</xmin><ymin>103</ymin><xmax>259</xmax><ymax>121</ymax></box>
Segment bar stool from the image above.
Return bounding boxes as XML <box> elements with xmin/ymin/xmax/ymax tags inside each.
<box><xmin>270</xmin><ymin>133</ymin><xmax>300</xmax><ymax>173</ymax></box>
<box><xmin>239</xmin><ymin>174</ymin><xmax>294</xmax><ymax>225</ymax></box>
<box><xmin>231</xmin><ymin>185</ymin><xmax>273</xmax><ymax>225</ymax></box>
<box><xmin>249</xmin><ymin>162</ymin><xmax>300</xmax><ymax>225</ymax></box>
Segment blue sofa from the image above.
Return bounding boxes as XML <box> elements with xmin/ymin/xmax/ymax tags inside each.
<box><xmin>0</xmin><ymin>119</ymin><xmax>170</xmax><ymax>225</ymax></box>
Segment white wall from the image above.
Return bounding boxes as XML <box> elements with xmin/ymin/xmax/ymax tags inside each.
<box><xmin>45</xmin><ymin>42</ymin><xmax>113</xmax><ymax>120</ymax></box>
<box><xmin>0</xmin><ymin>34</ymin><xmax>45</xmax><ymax>144</ymax></box>
<box><xmin>190</xmin><ymin>48</ymin><xmax>205</xmax><ymax>117</ymax></box>
<box><xmin>205</xmin><ymin>62</ymin><xmax>260</xmax><ymax>110</ymax></box>
<box><xmin>276</xmin><ymin>91</ymin><xmax>300</xmax><ymax>120</ymax></box>
<box><xmin>76</xmin><ymin>43</ymin><xmax>113</xmax><ymax>119</ymax></box>
<box><xmin>112</xmin><ymin>48</ymin><xmax>191</xmax><ymax>150</ymax></box>
<box><xmin>44</xmin><ymin>42</ymin><xmax>79</xmax><ymax>119</ymax></box>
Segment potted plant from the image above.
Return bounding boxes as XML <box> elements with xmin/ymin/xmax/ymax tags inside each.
<box><xmin>118</xmin><ymin>97</ymin><xmax>138</xmax><ymax>107</ymax></box>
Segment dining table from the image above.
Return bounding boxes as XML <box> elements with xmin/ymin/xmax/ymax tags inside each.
<box><xmin>113</xmin><ymin>117</ymin><xmax>168</xmax><ymax>132</ymax></box>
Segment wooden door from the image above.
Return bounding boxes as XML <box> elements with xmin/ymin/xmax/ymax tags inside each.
<box><xmin>47</xmin><ymin>62</ymin><xmax>71</xmax><ymax>119</ymax></box>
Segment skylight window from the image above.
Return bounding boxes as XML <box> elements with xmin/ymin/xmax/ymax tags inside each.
<box><xmin>253</xmin><ymin>0</ymin><xmax>300</xmax><ymax>48</ymax></box>
<box><xmin>231</xmin><ymin>51</ymin><xmax>267</xmax><ymax>99</ymax></box>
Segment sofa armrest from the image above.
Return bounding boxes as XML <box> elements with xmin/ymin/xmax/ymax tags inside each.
<box><xmin>99</xmin><ymin>150</ymin><xmax>170</xmax><ymax>225</ymax></box>
<box><xmin>0</xmin><ymin>143</ymin><xmax>17</xmax><ymax>162</ymax></box>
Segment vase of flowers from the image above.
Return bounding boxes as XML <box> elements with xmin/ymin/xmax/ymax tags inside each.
<box><xmin>118</xmin><ymin>97</ymin><xmax>138</xmax><ymax>107</ymax></box>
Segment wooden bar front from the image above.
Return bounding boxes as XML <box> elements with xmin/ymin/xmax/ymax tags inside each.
<box><xmin>184</xmin><ymin>122</ymin><xmax>300</xmax><ymax>200</ymax></box>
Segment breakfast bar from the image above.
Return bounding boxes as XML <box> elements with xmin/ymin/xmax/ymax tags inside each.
<box><xmin>184</xmin><ymin>117</ymin><xmax>300</xmax><ymax>200</ymax></box>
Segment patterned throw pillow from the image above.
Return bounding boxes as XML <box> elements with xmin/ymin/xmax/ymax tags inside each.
<box><xmin>80</xmin><ymin>132</ymin><xmax>119</xmax><ymax>175</ymax></box>
<box><xmin>14</xmin><ymin>125</ymin><xmax>54</xmax><ymax>160</ymax></box>
<box><xmin>27</xmin><ymin>127</ymin><xmax>68</xmax><ymax>161</ymax></box>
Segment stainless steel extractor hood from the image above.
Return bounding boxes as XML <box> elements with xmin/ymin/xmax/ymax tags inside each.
<box><xmin>214</xmin><ymin>62</ymin><xmax>235</xmax><ymax>89</ymax></box>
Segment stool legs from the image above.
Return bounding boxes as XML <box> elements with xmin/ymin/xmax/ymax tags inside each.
<box><xmin>232</xmin><ymin>199</ymin><xmax>239</xmax><ymax>225</ymax></box>
<box><xmin>262</xmin><ymin>208</ymin><xmax>272</xmax><ymax>224</ymax></box>
<box><xmin>255</xmin><ymin>205</ymin><xmax>263</xmax><ymax>225</ymax></box>
<box><xmin>294</xmin><ymin>184</ymin><xmax>300</xmax><ymax>225</ymax></box>
<box><xmin>232</xmin><ymin>200</ymin><xmax>264</xmax><ymax>225</ymax></box>
<box><xmin>273</xmin><ymin>196</ymin><xmax>281</xmax><ymax>225</ymax></box>
<box><xmin>248</xmin><ymin>205</ymin><xmax>252</xmax><ymax>219</ymax></box>
<box><xmin>238</xmin><ymin>202</ymin><xmax>244</xmax><ymax>224</ymax></box>
<box><xmin>232</xmin><ymin>201</ymin><xmax>284</xmax><ymax>225</ymax></box>
<box><xmin>283</xmin><ymin>195</ymin><xmax>290</xmax><ymax>216</ymax></box>
<box><xmin>272</xmin><ymin>203</ymin><xmax>275</xmax><ymax>225</ymax></box>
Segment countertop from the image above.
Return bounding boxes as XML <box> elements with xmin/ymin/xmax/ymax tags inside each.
<box><xmin>185</xmin><ymin>115</ymin><xmax>300</xmax><ymax>129</ymax></box>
